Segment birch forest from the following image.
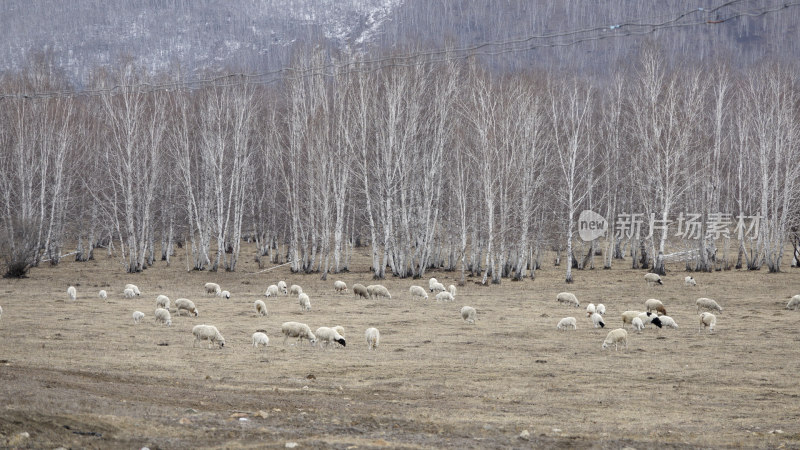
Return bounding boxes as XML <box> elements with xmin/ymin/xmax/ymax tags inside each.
<box><xmin>1</xmin><ymin>45</ymin><xmax>799</xmax><ymax>282</ymax></box>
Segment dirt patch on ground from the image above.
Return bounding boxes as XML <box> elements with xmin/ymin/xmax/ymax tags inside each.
<box><xmin>1</xmin><ymin>247</ymin><xmax>799</xmax><ymax>448</ymax></box>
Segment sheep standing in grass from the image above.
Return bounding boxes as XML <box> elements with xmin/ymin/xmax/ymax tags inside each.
<box><xmin>277</xmin><ymin>281</ymin><xmax>288</xmax><ymax>295</ymax></box>
<box><xmin>430</xmin><ymin>282</ymin><xmax>446</xmax><ymax>293</ymax></box>
<box><xmin>685</xmin><ymin>276</ymin><xmax>697</xmax><ymax>286</ymax></box>
<box><xmin>353</xmin><ymin>283</ymin><xmax>369</xmax><ymax>299</ymax></box>
<box><xmin>596</xmin><ymin>304</ymin><xmax>606</xmax><ymax>315</ymax></box>
<box><xmin>448</xmin><ymin>285</ymin><xmax>457</xmax><ymax>297</ymax></box>
<box><xmin>590</xmin><ymin>312</ymin><xmax>605</xmax><ymax>329</ymax></box>
<box><xmin>436</xmin><ymin>291</ymin><xmax>455</xmax><ymax>302</ymax></box>
<box><xmin>557</xmin><ymin>317</ymin><xmax>577</xmax><ymax>330</ymax></box>
<box><xmin>700</xmin><ymin>312</ymin><xmax>716</xmax><ymax>333</ymax></box>
<box><xmin>99</xmin><ymin>290</ymin><xmax>108</xmax><ymax>301</ymax></box>
<box><xmin>67</xmin><ymin>286</ymin><xmax>77</xmax><ymax>301</ymax></box>
<box><xmin>369</xmin><ymin>285</ymin><xmax>391</xmax><ymax>300</ymax></box>
<box><xmin>657</xmin><ymin>315</ymin><xmax>679</xmax><ymax>329</ymax></box>
<box><xmin>315</xmin><ymin>327</ymin><xmax>346</xmax><ymax>348</ymax></box>
<box><xmin>192</xmin><ymin>324</ymin><xmax>225</xmax><ymax>348</ymax></box>
<box><xmin>334</xmin><ymin>280</ymin><xmax>348</xmax><ymax>293</ymax></box>
<box><xmin>556</xmin><ymin>292</ymin><xmax>580</xmax><ymax>307</ymax></box>
<box><xmin>409</xmin><ymin>286</ymin><xmax>429</xmax><ymax>300</ymax></box>
<box><xmin>429</xmin><ymin>278</ymin><xmax>439</xmax><ymax>292</ymax></box>
<box><xmin>644</xmin><ymin>298</ymin><xmax>667</xmax><ymax>316</ymax></box>
<box><xmin>123</xmin><ymin>288</ymin><xmax>136</xmax><ymax>299</ymax></box>
<box><xmin>644</xmin><ymin>273</ymin><xmax>663</xmax><ymax>286</ymax></box>
<box><xmin>252</xmin><ymin>332</ymin><xmax>269</xmax><ymax>349</ymax></box>
<box><xmin>365</xmin><ymin>327</ymin><xmax>380</xmax><ymax>350</ymax></box>
<box><xmin>254</xmin><ymin>300</ymin><xmax>268</xmax><ymax>317</ymax></box>
<box><xmin>696</xmin><ymin>298</ymin><xmax>723</xmax><ymax>314</ymax></box>
<box><xmin>586</xmin><ymin>303</ymin><xmax>596</xmax><ymax>317</ymax></box>
<box><xmin>602</xmin><ymin>328</ymin><xmax>628</xmax><ymax>351</ymax></box>
<box><xmin>461</xmin><ymin>306</ymin><xmax>476</xmax><ymax>324</ymax></box>
<box><xmin>637</xmin><ymin>311</ymin><xmax>663</xmax><ymax>328</ymax></box>
<box><xmin>175</xmin><ymin>298</ymin><xmax>199</xmax><ymax>317</ymax></box>
<box><xmin>290</xmin><ymin>284</ymin><xmax>303</xmax><ymax>296</ymax></box>
<box><xmin>132</xmin><ymin>311</ymin><xmax>144</xmax><ymax>324</ymax></box>
<box><xmin>265</xmin><ymin>285</ymin><xmax>279</xmax><ymax>297</ymax></box>
<box><xmin>156</xmin><ymin>295</ymin><xmax>170</xmax><ymax>311</ymax></box>
<box><xmin>125</xmin><ymin>284</ymin><xmax>141</xmax><ymax>296</ymax></box>
<box><xmin>154</xmin><ymin>308</ymin><xmax>172</xmax><ymax>326</ymax></box>
<box><xmin>218</xmin><ymin>290</ymin><xmax>231</xmax><ymax>299</ymax></box>
<box><xmin>281</xmin><ymin>321</ymin><xmax>317</xmax><ymax>346</ymax></box>
<box><xmin>204</xmin><ymin>282</ymin><xmax>221</xmax><ymax>295</ymax></box>
<box><xmin>299</xmin><ymin>293</ymin><xmax>311</xmax><ymax>311</ymax></box>
<box><xmin>788</xmin><ymin>295</ymin><xmax>800</xmax><ymax>310</ymax></box>
<box><xmin>631</xmin><ymin>317</ymin><xmax>644</xmax><ymax>333</ymax></box>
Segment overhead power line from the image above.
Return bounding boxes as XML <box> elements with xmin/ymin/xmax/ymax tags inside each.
<box><xmin>0</xmin><ymin>0</ymin><xmax>797</xmax><ymax>101</ymax></box>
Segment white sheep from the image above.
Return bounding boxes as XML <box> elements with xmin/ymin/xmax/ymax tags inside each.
<box><xmin>436</xmin><ymin>291</ymin><xmax>455</xmax><ymax>302</ymax></box>
<box><xmin>644</xmin><ymin>298</ymin><xmax>667</xmax><ymax>316</ymax></box>
<box><xmin>448</xmin><ymin>285</ymin><xmax>457</xmax><ymax>297</ymax></box>
<box><xmin>265</xmin><ymin>285</ymin><xmax>279</xmax><ymax>297</ymax></box>
<box><xmin>98</xmin><ymin>290</ymin><xmax>108</xmax><ymax>301</ymax></box>
<box><xmin>277</xmin><ymin>280</ymin><xmax>288</xmax><ymax>295</ymax></box>
<box><xmin>684</xmin><ymin>276</ymin><xmax>697</xmax><ymax>286</ymax></box>
<box><xmin>644</xmin><ymin>273</ymin><xmax>663</xmax><ymax>286</ymax></box>
<box><xmin>254</xmin><ymin>299</ymin><xmax>268</xmax><ymax>317</ymax></box>
<box><xmin>204</xmin><ymin>282</ymin><xmax>221</xmax><ymax>295</ymax></box>
<box><xmin>123</xmin><ymin>288</ymin><xmax>136</xmax><ymax>299</ymax></box>
<box><xmin>192</xmin><ymin>324</ymin><xmax>225</xmax><ymax>348</ymax></box>
<box><xmin>132</xmin><ymin>311</ymin><xmax>144</xmax><ymax>324</ymax></box>
<box><xmin>461</xmin><ymin>306</ymin><xmax>476</xmax><ymax>324</ymax></box>
<box><xmin>368</xmin><ymin>285</ymin><xmax>391</xmax><ymax>300</ymax></box>
<box><xmin>299</xmin><ymin>293</ymin><xmax>311</xmax><ymax>311</ymax></box>
<box><xmin>290</xmin><ymin>284</ymin><xmax>303</xmax><ymax>296</ymax></box>
<box><xmin>621</xmin><ymin>310</ymin><xmax>642</xmax><ymax>325</ymax></box>
<box><xmin>596</xmin><ymin>304</ymin><xmax>606</xmax><ymax>315</ymax></box>
<box><xmin>699</xmin><ymin>312</ymin><xmax>716</xmax><ymax>333</ymax></box>
<box><xmin>155</xmin><ymin>295</ymin><xmax>170</xmax><ymax>311</ymax></box>
<box><xmin>657</xmin><ymin>315</ymin><xmax>679</xmax><ymax>329</ymax></box>
<box><xmin>586</xmin><ymin>303</ymin><xmax>596</xmax><ymax>316</ymax></box>
<box><xmin>154</xmin><ymin>307</ymin><xmax>172</xmax><ymax>326</ymax></box>
<box><xmin>365</xmin><ymin>327</ymin><xmax>380</xmax><ymax>350</ymax></box>
<box><xmin>430</xmin><ymin>282</ymin><xmax>446</xmax><ymax>293</ymax></box>
<box><xmin>787</xmin><ymin>295</ymin><xmax>800</xmax><ymax>310</ymax></box>
<box><xmin>252</xmin><ymin>332</ymin><xmax>269</xmax><ymax>349</ymax></box>
<box><xmin>124</xmin><ymin>284</ymin><xmax>141</xmax><ymax>296</ymax></box>
<box><xmin>175</xmin><ymin>298</ymin><xmax>199</xmax><ymax>317</ymax></box>
<box><xmin>353</xmin><ymin>283</ymin><xmax>369</xmax><ymax>299</ymax></box>
<box><xmin>409</xmin><ymin>285</ymin><xmax>429</xmax><ymax>300</ymax></box>
<box><xmin>218</xmin><ymin>290</ymin><xmax>231</xmax><ymax>299</ymax></box>
<box><xmin>428</xmin><ymin>277</ymin><xmax>439</xmax><ymax>292</ymax></box>
<box><xmin>67</xmin><ymin>286</ymin><xmax>77</xmax><ymax>301</ymax></box>
<box><xmin>602</xmin><ymin>328</ymin><xmax>628</xmax><ymax>351</ymax></box>
<box><xmin>696</xmin><ymin>297</ymin><xmax>723</xmax><ymax>314</ymax></box>
<box><xmin>556</xmin><ymin>292</ymin><xmax>580</xmax><ymax>307</ymax></box>
<box><xmin>590</xmin><ymin>312</ymin><xmax>605</xmax><ymax>329</ymax></box>
<box><xmin>334</xmin><ymin>280</ymin><xmax>348</xmax><ymax>293</ymax></box>
<box><xmin>637</xmin><ymin>311</ymin><xmax>663</xmax><ymax>328</ymax></box>
<box><xmin>315</xmin><ymin>327</ymin><xmax>346</xmax><ymax>348</ymax></box>
<box><xmin>557</xmin><ymin>317</ymin><xmax>577</xmax><ymax>330</ymax></box>
<box><xmin>631</xmin><ymin>317</ymin><xmax>644</xmax><ymax>333</ymax></box>
<box><xmin>281</xmin><ymin>321</ymin><xmax>317</xmax><ymax>346</ymax></box>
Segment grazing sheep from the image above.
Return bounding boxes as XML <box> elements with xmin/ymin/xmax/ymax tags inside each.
<box><xmin>788</xmin><ymin>295</ymin><xmax>800</xmax><ymax>310</ymax></box>
<box><xmin>265</xmin><ymin>285</ymin><xmax>279</xmax><ymax>297</ymax></box>
<box><xmin>123</xmin><ymin>288</ymin><xmax>136</xmax><ymax>299</ymax></box>
<box><xmin>586</xmin><ymin>303</ymin><xmax>596</xmax><ymax>317</ymax></box>
<box><xmin>99</xmin><ymin>290</ymin><xmax>108</xmax><ymax>301</ymax></box>
<box><xmin>631</xmin><ymin>317</ymin><xmax>644</xmax><ymax>333</ymax></box>
<box><xmin>368</xmin><ymin>285</ymin><xmax>391</xmax><ymax>300</ymax></box>
<box><xmin>277</xmin><ymin>280</ymin><xmax>288</xmax><ymax>295</ymax></box>
<box><xmin>461</xmin><ymin>306</ymin><xmax>477</xmax><ymax>324</ymax></box>
<box><xmin>289</xmin><ymin>284</ymin><xmax>303</xmax><ymax>296</ymax></box>
<box><xmin>365</xmin><ymin>327</ymin><xmax>380</xmax><ymax>350</ymax></box>
<box><xmin>353</xmin><ymin>283</ymin><xmax>369</xmax><ymax>299</ymax></box>
<box><xmin>590</xmin><ymin>312</ymin><xmax>605</xmax><ymax>328</ymax></box>
<box><xmin>436</xmin><ymin>291</ymin><xmax>455</xmax><ymax>302</ymax></box>
<box><xmin>644</xmin><ymin>298</ymin><xmax>667</xmax><ymax>316</ymax></box>
<box><xmin>409</xmin><ymin>285</ymin><xmax>429</xmax><ymax>300</ymax></box>
<box><xmin>175</xmin><ymin>298</ymin><xmax>199</xmax><ymax>317</ymax></box>
<box><xmin>557</xmin><ymin>317</ymin><xmax>577</xmax><ymax>330</ymax></box>
<box><xmin>218</xmin><ymin>290</ymin><xmax>231</xmax><ymax>299</ymax></box>
<box><xmin>602</xmin><ymin>328</ymin><xmax>628</xmax><ymax>351</ymax></box>
<box><xmin>428</xmin><ymin>277</ymin><xmax>439</xmax><ymax>292</ymax></box>
<box><xmin>252</xmin><ymin>332</ymin><xmax>269</xmax><ymax>349</ymax></box>
<box><xmin>621</xmin><ymin>310</ymin><xmax>642</xmax><ymax>325</ymax></box>
<box><xmin>254</xmin><ymin>299</ymin><xmax>268</xmax><ymax>317</ymax></box>
<box><xmin>67</xmin><ymin>286</ymin><xmax>77</xmax><ymax>301</ymax></box>
<box><xmin>684</xmin><ymin>276</ymin><xmax>697</xmax><ymax>286</ymax></box>
<box><xmin>556</xmin><ymin>292</ymin><xmax>580</xmax><ymax>307</ymax></box>
<box><xmin>448</xmin><ymin>285</ymin><xmax>457</xmax><ymax>297</ymax></box>
<box><xmin>281</xmin><ymin>321</ymin><xmax>317</xmax><ymax>346</ymax></box>
<box><xmin>299</xmin><ymin>293</ymin><xmax>311</xmax><ymax>311</ymax></box>
<box><xmin>132</xmin><ymin>311</ymin><xmax>144</xmax><ymax>324</ymax></box>
<box><xmin>696</xmin><ymin>297</ymin><xmax>723</xmax><ymax>314</ymax></box>
<box><xmin>430</xmin><ymin>282</ymin><xmax>446</xmax><ymax>293</ymax></box>
<box><xmin>155</xmin><ymin>295</ymin><xmax>170</xmax><ymax>311</ymax></box>
<box><xmin>637</xmin><ymin>311</ymin><xmax>663</xmax><ymax>328</ymax></box>
<box><xmin>596</xmin><ymin>304</ymin><xmax>606</xmax><ymax>315</ymax></box>
<box><xmin>657</xmin><ymin>315</ymin><xmax>679</xmax><ymax>329</ymax></box>
<box><xmin>644</xmin><ymin>273</ymin><xmax>663</xmax><ymax>286</ymax></box>
<box><xmin>315</xmin><ymin>327</ymin><xmax>346</xmax><ymax>348</ymax></box>
<box><xmin>700</xmin><ymin>312</ymin><xmax>716</xmax><ymax>333</ymax></box>
<box><xmin>192</xmin><ymin>324</ymin><xmax>225</xmax><ymax>348</ymax></box>
<box><xmin>124</xmin><ymin>284</ymin><xmax>141</xmax><ymax>296</ymax></box>
<box><xmin>334</xmin><ymin>280</ymin><xmax>348</xmax><ymax>293</ymax></box>
<box><xmin>154</xmin><ymin>308</ymin><xmax>172</xmax><ymax>326</ymax></box>
<box><xmin>204</xmin><ymin>282</ymin><xmax>221</xmax><ymax>295</ymax></box>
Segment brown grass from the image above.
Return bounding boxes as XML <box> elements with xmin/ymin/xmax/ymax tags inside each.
<box><xmin>1</xmin><ymin>246</ymin><xmax>800</xmax><ymax>448</ymax></box>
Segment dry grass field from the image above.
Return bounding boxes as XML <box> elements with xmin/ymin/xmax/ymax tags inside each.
<box><xmin>1</xmin><ymin>245</ymin><xmax>800</xmax><ymax>449</ymax></box>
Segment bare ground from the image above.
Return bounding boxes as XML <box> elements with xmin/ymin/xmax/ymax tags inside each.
<box><xmin>1</xmin><ymin>247</ymin><xmax>800</xmax><ymax>449</ymax></box>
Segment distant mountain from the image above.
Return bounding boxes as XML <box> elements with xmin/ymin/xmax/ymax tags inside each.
<box><xmin>0</xmin><ymin>0</ymin><xmax>796</xmax><ymax>84</ymax></box>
